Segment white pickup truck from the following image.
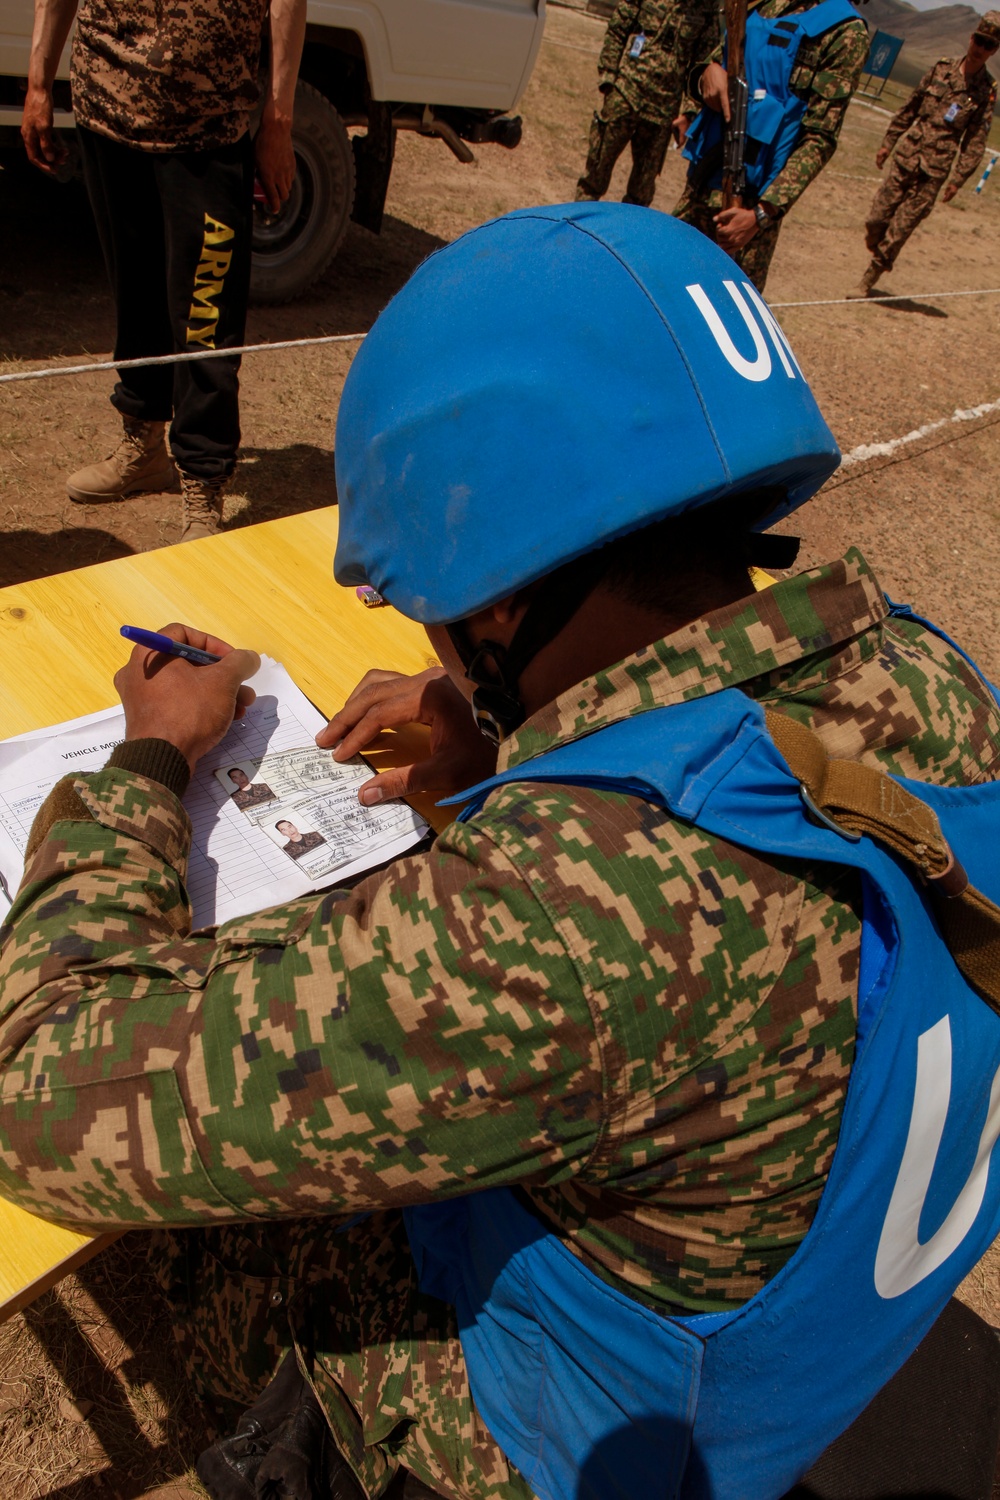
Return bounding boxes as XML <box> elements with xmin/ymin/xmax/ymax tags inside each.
<box><xmin>0</xmin><ymin>0</ymin><xmax>546</xmax><ymax>300</ymax></box>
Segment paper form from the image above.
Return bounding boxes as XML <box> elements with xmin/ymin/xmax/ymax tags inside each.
<box><xmin>0</xmin><ymin>659</ymin><xmax>428</xmax><ymax>927</ymax></box>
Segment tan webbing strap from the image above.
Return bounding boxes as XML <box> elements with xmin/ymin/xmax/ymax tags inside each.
<box><xmin>764</xmin><ymin>708</ymin><xmax>1000</xmax><ymax>1016</ymax></box>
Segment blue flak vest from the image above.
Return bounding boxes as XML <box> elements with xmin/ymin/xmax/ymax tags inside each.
<box><xmin>683</xmin><ymin>0</ymin><xmax>863</xmax><ymax>199</ymax></box>
<box><xmin>403</xmin><ymin>608</ymin><xmax>1000</xmax><ymax>1500</ymax></box>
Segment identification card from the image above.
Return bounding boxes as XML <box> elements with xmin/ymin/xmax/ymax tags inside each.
<box><xmin>629</xmin><ymin>32</ymin><xmax>646</xmax><ymax>57</ymax></box>
<box><xmin>944</xmin><ymin>102</ymin><xmax>961</xmax><ymax>122</ymax></box>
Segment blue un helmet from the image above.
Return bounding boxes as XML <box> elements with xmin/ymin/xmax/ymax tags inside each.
<box><xmin>335</xmin><ymin>203</ymin><xmax>839</xmax><ymax>736</ymax></box>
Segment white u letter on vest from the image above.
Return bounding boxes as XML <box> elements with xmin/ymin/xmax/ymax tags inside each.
<box><xmin>875</xmin><ymin>1015</ymin><xmax>1000</xmax><ymax>1298</ymax></box>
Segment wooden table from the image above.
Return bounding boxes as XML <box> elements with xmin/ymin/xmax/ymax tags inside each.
<box><xmin>0</xmin><ymin>507</ymin><xmax>448</xmax><ymax>1320</ymax></box>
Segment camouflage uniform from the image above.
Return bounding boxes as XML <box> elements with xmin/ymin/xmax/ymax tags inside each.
<box><xmin>1</xmin><ymin>552</ymin><xmax>999</xmax><ymax>1497</ymax></box>
<box><xmin>865</xmin><ymin>56</ymin><xmax>998</xmax><ymax>274</ymax></box>
<box><xmin>576</xmin><ymin>0</ymin><xmax>719</xmax><ymax>207</ymax></box>
<box><xmin>673</xmin><ymin>0</ymin><xmax>870</xmax><ymax>289</ymax></box>
<box><xmin>71</xmin><ymin>0</ymin><xmax>270</xmax><ymax>152</ymax></box>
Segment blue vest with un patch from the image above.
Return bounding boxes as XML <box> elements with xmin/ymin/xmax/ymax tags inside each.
<box><xmin>683</xmin><ymin>0</ymin><xmax>863</xmax><ymax>199</ymax></box>
<box><xmin>403</xmin><ymin>609</ymin><xmax>1000</xmax><ymax>1500</ymax></box>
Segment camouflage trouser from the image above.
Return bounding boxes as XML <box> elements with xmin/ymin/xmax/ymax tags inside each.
<box><xmin>671</xmin><ymin>179</ymin><xmax>782</xmax><ymax>293</ymax></box>
<box><xmin>865</xmin><ymin>159</ymin><xmax>944</xmax><ymax>273</ymax></box>
<box><xmin>148</xmin><ymin>1214</ymin><xmax>535</xmax><ymax>1500</ymax></box>
<box><xmin>575</xmin><ymin>87</ymin><xmax>674</xmax><ymax>208</ymax></box>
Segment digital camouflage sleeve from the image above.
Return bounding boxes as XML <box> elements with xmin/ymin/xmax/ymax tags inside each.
<box><xmin>1</xmin><ymin>552</ymin><xmax>999</xmax><ymax>1320</ymax></box>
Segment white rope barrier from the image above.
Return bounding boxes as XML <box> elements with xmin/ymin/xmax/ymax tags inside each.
<box><xmin>543</xmin><ymin>36</ymin><xmax>601</xmax><ymax>56</ymax></box>
<box><xmin>772</xmin><ymin>287</ymin><xmax>1000</xmax><ymax>309</ymax></box>
<box><xmin>1</xmin><ymin>288</ymin><xmax>998</xmax><ymax>387</ymax></box>
<box><xmin>0</xmin><ymin>332</ymin><xmax>366</xmax><ymax>386</ymax></box>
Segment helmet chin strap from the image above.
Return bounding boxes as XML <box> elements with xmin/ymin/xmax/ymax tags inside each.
<box><xmin>447</xmin><ymin>551</ymin><xmax>610</xmax><ymax>743</ymax></box>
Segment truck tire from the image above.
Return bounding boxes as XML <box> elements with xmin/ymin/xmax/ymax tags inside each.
<box><xmin>250</xmin><ymin>81</ymin><xmax>356</xmax><ymax>305</ymax></box>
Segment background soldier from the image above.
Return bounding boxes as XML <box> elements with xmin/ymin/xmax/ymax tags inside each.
<box><xmin>21</xmin><ymin>0</ymin><xmax>306</xmax><ymax>540</ymax></box>
<box><xmin>851</xmin><ymin>16</ymin><xmax>999</xmax><ymax>298</ymax></box>
<box><xmin>575</xmin><ymin>0</ymin><xmax>718</xmax><ymax>208</ymax></box>
<box><xmin>675</xmin><ymin>0</ymin><xmax>869</xmax><ymax>291</ymax></box>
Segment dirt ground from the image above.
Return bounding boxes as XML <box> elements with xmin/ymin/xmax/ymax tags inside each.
<box><xmin>0</xmin><ymin>4</ymin><xmax>999</xmax><ymax>1495</ymax></box>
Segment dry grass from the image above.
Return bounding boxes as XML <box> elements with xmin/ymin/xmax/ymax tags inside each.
<box><xmin>0</xmin><ymin>1238</ymin><xmax>210</xmax><ymax>1499</ymax></box>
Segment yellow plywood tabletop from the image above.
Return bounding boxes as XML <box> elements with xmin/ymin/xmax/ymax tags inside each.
<box><xmin>0</xmin><ymin>507</ymin><xmax>448</xmax><ymax>1319</ymax></box>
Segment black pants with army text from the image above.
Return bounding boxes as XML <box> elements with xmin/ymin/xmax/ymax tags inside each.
<box><xmin>78</xmin><ymin>125</ymin><xmax>255</xmax><ymax>481</ymax></box>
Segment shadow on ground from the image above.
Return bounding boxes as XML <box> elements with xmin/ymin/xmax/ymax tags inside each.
<box><xmin>226</xmin><ymin>442</ymin><xmax>338</xmax><ymax>530</ymax></box>
<box><xmin>0</xmin><ymin>1235</ymin><xmax>211</xmax><ymax>1499</ymax></box>
<box><xmin>870</xmin><ymin>292</ymin><xmax>949</xmax><ymax>319</ymax></box>
<box><xmin>0</xmin><ymin>156</ymin><xmax>446</xmax><ymax>363</ymax></box>
<box><xmin>0</xmin><ymin>527</ymin><xmax>134</xmax><ymax>588</ymax></box>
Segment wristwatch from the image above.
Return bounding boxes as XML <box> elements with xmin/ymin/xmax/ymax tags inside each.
<box><xmin>753</xmin><ymin>202</ymin><xmax>771</xmax><ymax>230</ymax></box>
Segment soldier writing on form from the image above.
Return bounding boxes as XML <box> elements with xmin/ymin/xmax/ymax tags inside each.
<box><xmin>1</xmin><ymin>208</ymin><xmax>999</xmax><ymax>1500</ymax></box>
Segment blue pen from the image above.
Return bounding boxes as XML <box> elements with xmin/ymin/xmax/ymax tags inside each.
<box><xmin>120</xmin><ymin>625</ymin><xmax>222</xmax><ymax>665</ymax></box>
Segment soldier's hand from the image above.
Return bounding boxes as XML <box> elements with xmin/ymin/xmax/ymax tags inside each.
<box><xmin>875</xmin><ymin>147</ymin><xmax>889</xmax><ymax>170</ymax></box>
<box><xmin>699</xmin><ymin>62</ymin><xmax>730</xmax><ymax>121</ymax></box>
<box><xmin>714</xmin><ymin>205</ymin><xmax>758</xmax><ymax>251</ymax></box>
<box><xmin>115</xmin><ymin>625</ymin><xmax>261</xmax><ymax>775</ymax></box>
<box><xmin>942</xmin><ymin>180</ymin><xmax>959</xmax><ymax>203</ymax></box>
<box><xmin>672</xmin><ymin>113</ymin><xmax>691</xmax><ymax>148</ymax></box>
<box><xmin>255</xmin><ymin>114</ymin><xmax>296</xmax><ymax>213</ymax></box>
<box><xmin>21</xmin><ymin>86</ymin><xmax>68</xmax><ymax>175</ymax></box>
<box><xmin>318</xmin><ymin>667</ymin><xmax>498</xmax><ymax>805</ymax></box>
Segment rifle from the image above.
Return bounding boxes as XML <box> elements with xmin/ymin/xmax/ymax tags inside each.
<box><xmin>721</xmin><ymin>0</ymin><xmax>749</xmax><ymax>209</ymax></box>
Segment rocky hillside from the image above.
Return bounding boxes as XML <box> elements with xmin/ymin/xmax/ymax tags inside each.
<box><xmin>865</xmin><ymin>0</ymin><xmax>996</xmax><ymax>64</ymax></box>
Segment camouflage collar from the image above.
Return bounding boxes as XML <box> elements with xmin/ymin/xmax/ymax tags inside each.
<box><xmin>500</xmin><ymin>549</ymin><xmax>887</xmax><ymax>771</ymax></box>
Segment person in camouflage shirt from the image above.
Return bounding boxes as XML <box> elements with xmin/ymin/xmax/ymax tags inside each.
<box><xmin>575</xmin><ymin>0</ymin><xmax>718</xmax><ymax>207</ymax></box>
<box><xmin>1</xmin><ymin>206</ymin><xmax>999</xmax><ymax>1498</ymax></box>
<box><xmin>850</xmin><ymin>14</ymin><xmax>1000</xmax><ymax>297</ymax></box>
<box><xmin>674</xmin><ymin>0</ymin><xmax>869</xmax><ymax>290</ymax></box>
<box><xmin>21</xmin><ymin>0</ymin><xmax>306</xmax><ymax>540</ymax></box>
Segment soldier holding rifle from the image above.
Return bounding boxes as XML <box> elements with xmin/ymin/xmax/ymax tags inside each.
<box><xmin>675</xmin><ymin>0</ymin><xmax>869</xmax><ymax>290</ymax></box>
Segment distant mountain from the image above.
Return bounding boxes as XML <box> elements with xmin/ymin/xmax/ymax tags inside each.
<box><xmin>862</xmin><ymin>0</ymin><xmax>999</xmax><ymax>79</ymax></box>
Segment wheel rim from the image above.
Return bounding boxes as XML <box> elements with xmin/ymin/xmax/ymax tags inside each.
<box><xmin>252</xmin><ymin>138</ymin><xmax>335</xmax><ymax>270</ymax></box>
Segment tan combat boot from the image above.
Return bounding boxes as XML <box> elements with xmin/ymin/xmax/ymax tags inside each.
<box><xmin>179</xmin><ymin>473</ymin><xmax>227</xmax><ymax>542</ymax></box>
<box><xmin>847</xmin><ymin>262</ymin><xmax>883</xmax><ymax>300</ymax></box>
<box><xmin>66</xmin><ymin>416</ymin><xmax>178</xmax><ymax>503</ymax></box>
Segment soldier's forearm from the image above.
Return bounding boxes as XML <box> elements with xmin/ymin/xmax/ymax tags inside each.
<box><xmin>266</xmin><ymin>0</ymin><xmax>306</xmax><ymax>124</ymax></box>
<box><xmin>954</xmin><ymin>125</ymin><xmax>990</xmax><ymax>187</ymax></box>
<box><xmin>760</xmin><ymin>132</ymin><xmax>837</xmax><ymax>214</ymax></box>
<box><xmin>0</xmin><ymin>769</ymin><xmax>195</xmax><ymax>1065</ymax></box>
<box><xmin>27</xmin><ymin>0</ymin><xmax>78</xmax><ymax>91</ymax></box>
<box><xmin>0</xmin><ymin>782</ymin><xmax>603</xmax><ymax>1232</ymax></box>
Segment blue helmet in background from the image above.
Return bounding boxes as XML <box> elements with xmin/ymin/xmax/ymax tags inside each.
<box><xmin>334</xmin><ymin>203</ymin><xmax>839</xmax><ymax>626</ymax></box>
